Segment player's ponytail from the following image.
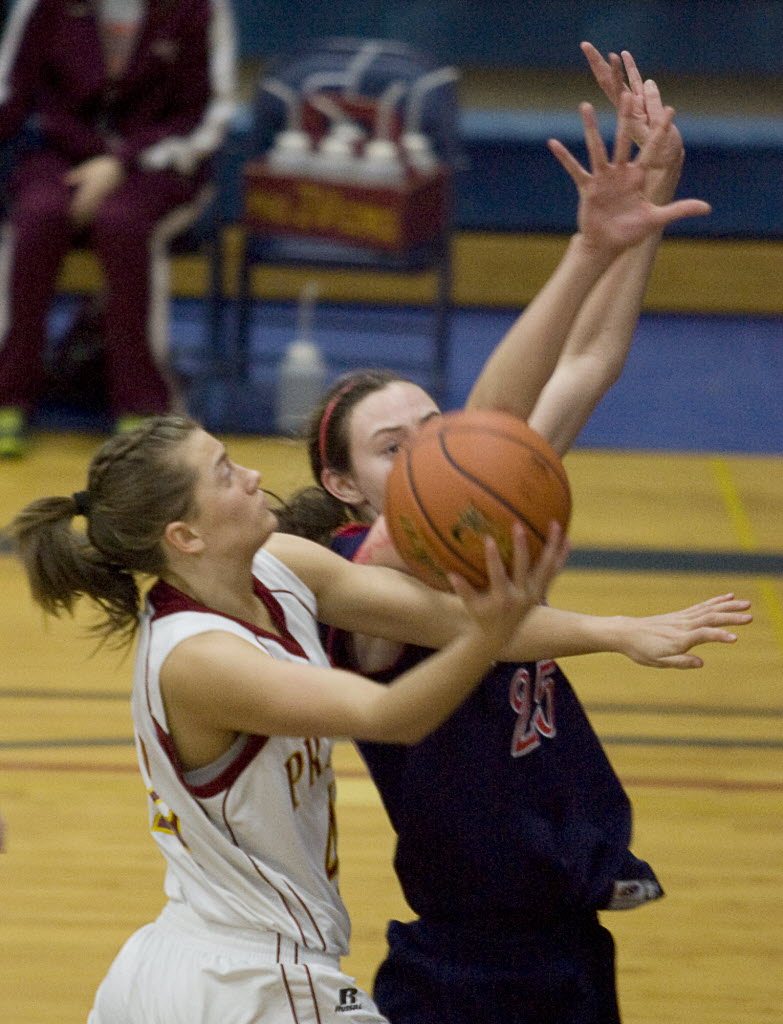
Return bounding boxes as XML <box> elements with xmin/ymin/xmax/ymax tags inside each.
<box><xmin>8</xmin><ymin>415</ymin><xmax>199</xmax><ymax>645</ymax></box>
<box><xmin>11</xmin><ymin>493</ymin><xmax>141</xmax><ymax>644</ymax></box>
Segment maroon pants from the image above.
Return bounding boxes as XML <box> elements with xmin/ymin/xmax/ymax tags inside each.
<box><xmin>0</xmin><ymin>149</ymin><xmax>205</xmax><ymax>416</ymax></box>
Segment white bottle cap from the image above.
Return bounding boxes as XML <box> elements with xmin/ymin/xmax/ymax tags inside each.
<box><xmin>360</xmin><ymin>139</ymin><xmax>405</xmax><ymax>185</ymax></box>
<box><xmin>285</xmin><ymin>339</ymin><xmax>323</xmax><ymax>366</ymax></box>
<box><xmin>401</xmin><ymin>132</ymin><xmax>439</xmax><ymax>172</ymax></box>
<box><xmin>319</xmin><ymin>134</ymin><xmax>355</xmax><ymax>160</ymax></box>
<box><xmin>332</xmin><ymin>122</ymin><xmax>366</xmax><ymax>147</ymax></box>
<box><xmin>364</xmin><ymin>138</ymin><xmax>401</xmax><ymax>164</ymax></box>
<box><xmin>273</xmin><ymin>129</ymin><xmax>311</xmax><ymax>156</ymax></box>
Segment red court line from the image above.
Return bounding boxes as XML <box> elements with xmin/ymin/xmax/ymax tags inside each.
<box><xmin>0</xmin><ymin>760</ymin><xmax>779</xmax><ymax>793</ymax></box>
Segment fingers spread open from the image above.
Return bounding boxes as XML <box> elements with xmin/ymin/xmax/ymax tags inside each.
<box><xmin>547</xmin><ymin>137</ymin><xmax>589</xmax><ymax>186</ymax></box>
<box><xmin>621</xmin><ymin>49</ymin><xmax>645</xmax><ymax>95</ymax></box>
<box><xmin>608</xmin><ymin>51</ymin><xmax>628</xmax><ymax>99</ymax></box>
<box><xmin>612</xmin><ymin>93</ymin><xmax>634</xmax><ymax>164</ymax></box>
<box><xmin>483</xmin><ymin>535</ymin><xmax>507</xmax><ymax>592</ymax></box>
<box><xmin>657</xmin><ymin>654</ymin><xmax>705</xmax><ymax>669</ymax></box>
<box><xmin>530</xmin><ymin>521</ymin><xmax>569</xmax><ymax>597</ymax></box>
<box><xmin>654</xmin><ymin>198</ymin><xmax>712</xmax><ymax>227</ymax></box>
<box><xmin>510</xmin><ymin>520</ymin><xmax>531</xmax><ymax>589</ymax></box>
<box><xmin>637</xmin><ymin>105</ymin><xmax>675</xmax><ymax>165</ymax></box>
<box><xmin>580</xmin><ymin>101</ymin><xmax>609</xmax><ymax>169</ymax></box>
<box><xmin>643</xmin><ymin>78</ymin><xmax>665</xmax><ymax>123</ymax></box>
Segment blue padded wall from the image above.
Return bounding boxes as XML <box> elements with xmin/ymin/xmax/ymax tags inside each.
<box><xmin>457</xmin><ymin>111</ymin><xmax>783</xmax><ymax>237</ymax></box>
<box><xmin>234</xmin><ymin>1</ymin><xmax>783</xmax><ymax>74</ymax></box>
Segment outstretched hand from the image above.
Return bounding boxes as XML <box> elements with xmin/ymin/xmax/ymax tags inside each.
<box><xmin>581</xmin><ymin>41</ymin><xmax>684</xmax><ymax>197</ymax></box>
<box><xmin>617</xmin><ymin>592</ymin><xmax>752</xmax><ymax>669</ymax></box>
<box><xmin>547</xmin><ymin>95</ymin><xmax>710</xmax><ymax>255</ymax></box>
<box><xmin>448</xmin><ymin>522</ymin><xmax>570</xmax><ymax>651</ymax></box>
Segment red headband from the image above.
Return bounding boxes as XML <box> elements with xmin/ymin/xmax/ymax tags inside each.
<box><xmin>317</xmin><ymin>380</ymin><xmax>359</xmax><ymax>468</ymax></box>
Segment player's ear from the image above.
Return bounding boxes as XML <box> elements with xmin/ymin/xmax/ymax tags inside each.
<box><xmin>163</xmin><ymin>519</ymin><xmax>205</xmax><ymax>556</ymax></box>
<box><xmin>320</xmin><ymin>466</ymin><xmax>365</xmax><ymax>507</ymax></box>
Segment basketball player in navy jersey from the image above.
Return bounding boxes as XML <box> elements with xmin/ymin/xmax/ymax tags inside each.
<box><xmin>276</xmin><ymin>48</ymin><xmax>752</xmax><ymax>1023</ymax></box>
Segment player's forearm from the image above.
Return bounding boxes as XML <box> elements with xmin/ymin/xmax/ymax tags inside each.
<box><xmin>529</xmin><ymin>149</ymin><xmax>684</xmax><ymax>455</ymax></box>
<box><xmin>500</xmin><ymin>604</ymin><xmax>629</xmax><ymax>662</ymax></box>
<box><xmin>530</xmin><ymin>232</ymin><xmax>660</xmax><ymax>453</ymax></box>
<box><xmin>466</xmin><ymin>233</ymin><xmax>615</xmax><ymax>416</ymax></box>
<box><xmin>364</xmin><ymin>628</ymin><xmax>504</xmax><ymax>743</ymax></box>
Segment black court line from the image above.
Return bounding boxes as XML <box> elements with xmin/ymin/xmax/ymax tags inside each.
<box><xmin>0</xmin><ymin>759</ymin><xmax>779</xmax><ymax>794</ymax></box>
<box><xmin>0</xmin><ymin>737</ymin><xmax>134</xmax><ymax>749</ymax></box>
<box><xmin>1</xmin><ymin>538</ymin><xmax>782</xmax><ymax>573</ymax></box>
<box><xmin>588</xmin><ymin>701</ymin><xmax>783</xmax><ymax>718</ymax></box>
<box><xmin>566</xmin><ymin>547</ymin><xmax>783</xmax><ymax>574</ymax></box>
<box><xmin>601</xmin><ymin>735</ymin><xmax>783</xmax><ymax>750</ymax></box>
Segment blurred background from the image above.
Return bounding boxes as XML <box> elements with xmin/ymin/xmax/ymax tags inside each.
<box><xmin>1</xmin><ymin>5</ymin><xmax>781</xmax><ymax>1023</ymax></box>
<box><xmin>26</xmin><ymin>0</ymin><xmax>783</xmax><ymax>452</ymax></box>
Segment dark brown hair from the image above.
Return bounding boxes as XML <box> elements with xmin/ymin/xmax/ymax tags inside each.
<box><xmin>275</xmin><ymin>369</ymin><xmax>408</xmax><ymax>543</ymax></box>
<box><xmin>8</xmin><ymin>415</ymin><xmax>199</xmax><ymax>646</ymax></box>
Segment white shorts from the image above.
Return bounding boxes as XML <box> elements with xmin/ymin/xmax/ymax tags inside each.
<box><xmin>87</xmin><ymin>901</ymin><xmax>388</xmax><ymax>1024</ymax></box>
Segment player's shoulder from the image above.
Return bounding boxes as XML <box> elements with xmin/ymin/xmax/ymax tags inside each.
<box><xmin>264</xmin><ymin>532</ymin><xmax>347</xmax><ymax>588</ymax></box>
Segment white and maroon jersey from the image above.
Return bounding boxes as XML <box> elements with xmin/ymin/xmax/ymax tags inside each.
<box><xmin>131</xmin><ymin>547</ymin><xmax>350</xmax><ymax>956</ymax></box>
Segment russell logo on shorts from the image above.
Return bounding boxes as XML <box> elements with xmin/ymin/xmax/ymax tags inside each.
<box><xmin>335</xmin><ymin>987</ymin><xmax>363</xmax><ymax>1013</ymax></box>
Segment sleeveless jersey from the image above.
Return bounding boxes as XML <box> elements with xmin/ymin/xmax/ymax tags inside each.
<box><xmin>327</xmin><ymin>525</ymin><xmax>662</xmax><ymax>928</ymax></box>
<box><xmin>132</xmin><ymin>547</ymin><xmax>350</xmax><ymax>955</ymax></box>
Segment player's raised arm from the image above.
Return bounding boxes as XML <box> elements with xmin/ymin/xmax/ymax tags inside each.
<box><xmin>467</xmin><ymin>93</ymin><xmax>709</xmax><ymax>418</ymax></box>
<box><xmin>529</xmin><ymin>45</ymin><xmax>691</xmax><ymax>454</ymax></box>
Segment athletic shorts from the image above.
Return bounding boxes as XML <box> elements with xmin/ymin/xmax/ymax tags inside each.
<box><xmin>87</xmin><ymin>901</ymin><xmax>388</xmax><ymax>1024</ymax></box>
<box><xmin>373</xmin><ymin>914</ymin><xmax>622</xmax><ymax>1024</ymax></box>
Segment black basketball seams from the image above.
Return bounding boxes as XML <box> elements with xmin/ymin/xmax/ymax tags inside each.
<box><xmin>437</xmin><ymin>428</ymin><xmax>557</xmax><ymax>543</ymax></box>
<box><xmin>403</xmin><ymin>439</ymin><xmax>484</xmax><ymax>580</ymax></box>
<box><xmin>404</xmin><ymin>430</ymin><xmax>547</xmax><ymax>578</ymax></box>
<box><xmin>440</xmin><ymin>421</ymin><xmax>570</xmax><ymax>497</ymax></box>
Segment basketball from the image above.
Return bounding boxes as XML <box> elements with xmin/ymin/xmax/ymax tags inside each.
<box><xmin>384</xmin><ymin>409</ymin><xmax>571</xmax><ymax>590</ymax></box>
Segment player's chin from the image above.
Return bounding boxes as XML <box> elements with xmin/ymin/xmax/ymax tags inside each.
<box><xmin>256</xmin><ymin>506</ymin><xmax>279</xmax><ymax>544</ymax></box>
<box><xmin>264</xmin><ymin>507</ymin><xmax>279</xmax><ymax>532</ymax></box>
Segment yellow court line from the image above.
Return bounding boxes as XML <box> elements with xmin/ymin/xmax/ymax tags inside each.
<box><xmin>710</xmin><ymin>456</ymin><xmax>783</xmax><ymax>652</ymax></box>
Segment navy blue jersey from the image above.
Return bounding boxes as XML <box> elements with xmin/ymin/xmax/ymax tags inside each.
<box><xmin>328</xmin><ymin>525</ymin><xmax>662</xmax><ymax>927</ymax></box>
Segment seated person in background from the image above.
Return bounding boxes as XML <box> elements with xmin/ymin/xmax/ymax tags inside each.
<box><xmin>0</xmin><ymin>0</ymin><xmax>237</xmax><ymax>456</ymax></box>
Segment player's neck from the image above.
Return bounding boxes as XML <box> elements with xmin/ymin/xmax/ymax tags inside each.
<box><xmin>161</xmin><ymin>563</ymin><xmax>277</xmax><ymax>634</ymax></box>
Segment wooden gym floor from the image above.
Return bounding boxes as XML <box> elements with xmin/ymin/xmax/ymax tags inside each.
<box><xmin>0</xmin><ymin>432</ymin><xmax>781</xmax><ymax>1023</ymax></box>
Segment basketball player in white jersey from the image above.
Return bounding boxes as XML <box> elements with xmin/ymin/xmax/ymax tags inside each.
<box><xmin>11</xmin><ymin>414</ymin><xmax>573</xmax><ymax>1024</ymax></box>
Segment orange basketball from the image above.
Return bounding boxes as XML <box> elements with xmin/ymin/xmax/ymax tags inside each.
<box><xmin>385</xmin><ymin>409</ymin><xmax>571</xmax><ymax>590</ymax></box>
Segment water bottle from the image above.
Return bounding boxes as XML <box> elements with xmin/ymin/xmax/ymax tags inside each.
<box><xmin>266</xmin><ymin>129</ymin><xmax>314</xmax><ymax>175</ymax></box>
<box><xmin>312</xmin><ymin>131</ymin><xmax>360</xmax><ymax>182</ymax></box>
<box><xmin>359</xmin><ymin>138</ymin><xmax>406</xmax><ymax>185</ymax></box>
<box><xmin>274</xmin><ymin>283</ymin><xmax>326</xmax><ymax>436</ymax></box>
<box><xmin>401</xmin><ymin>131</ymin><xmax>440</xmax><ymax>174</ymax></box>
